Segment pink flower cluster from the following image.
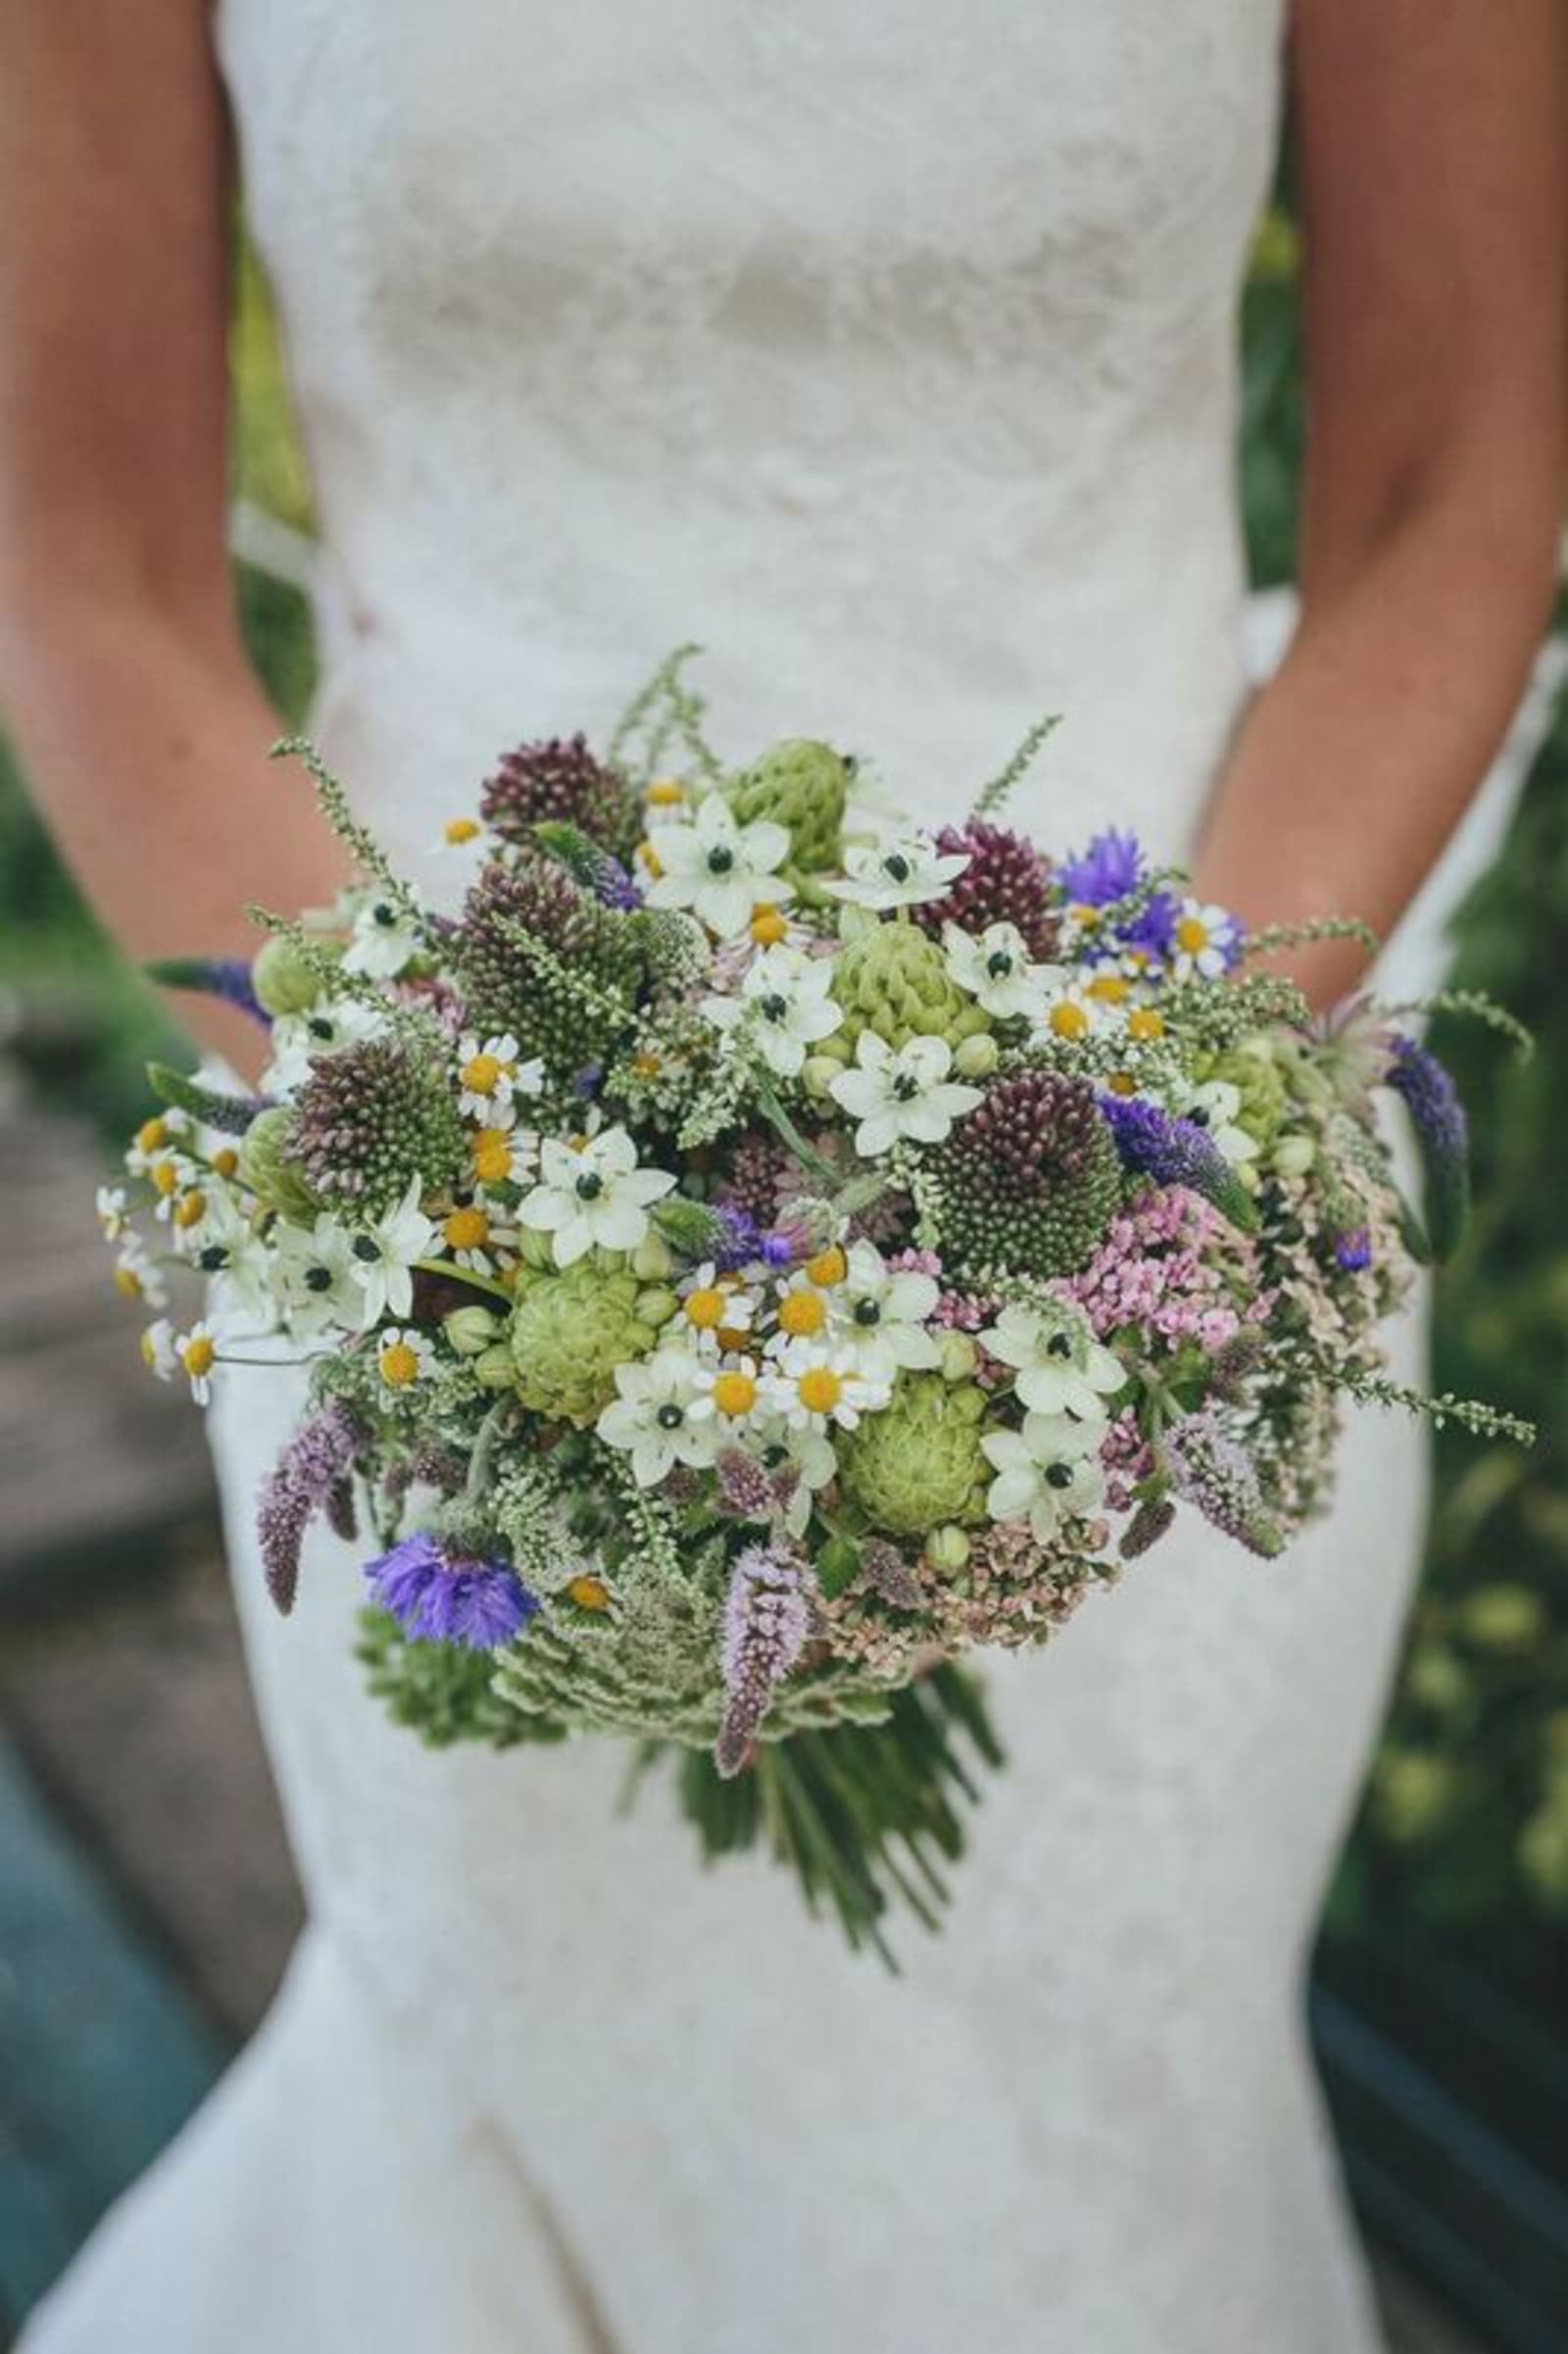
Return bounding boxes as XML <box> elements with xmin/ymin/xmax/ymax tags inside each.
<box><xmin>1068</xmin><ymin>1185</ymin><xmax>1264</xmax><ymax>1356</ymax></box>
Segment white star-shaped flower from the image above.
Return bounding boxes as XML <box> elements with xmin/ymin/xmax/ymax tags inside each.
<box><xmin>342</xmin><ymin>893</ymin><xmax>425</xmax><ymax>980</ymax></box>
<box><xmin>984</xmin><ymin>1301</ymin><xmax>1125</xmax><ymax>1421</ymax></box>
<box><xmin>518</xmin><ymin>1125</ymin><xmax>676</xmax><ymax>1267</ymax></box>
<box><xmin>942</xmin><ymin>921</ymin><xmax>1050</xmax><ymax>1021</ymax></box>
<box><xmin>644</xmin><ymin>794</ymin><xmax>794</xmax><ymax>937</ymax></box>
<box><xmin>837</xmin><ymin>1239</ymin><xmax>943</xmax><ymax>1376</ymax></box>
<box><xmin>1176</xmin><ymin>1078</ymin><xmax>1259</xmax><ymax>1168</ymax></box>
<box><xmin>347</xmin><ymin>1178</ymin><xmax>438</xmax><ymax>1325</ymax></box>
<box><xmin>981</xmin><ymin>1412</ymin><xmax>1105</xmax><ymax>1542</ymax></box>
<box><xmin>273</xmin><ymin>1212</ymin><xmax>368</xmax><ymax>1338</ymax></box>
<box><xmin>703</xmin><ymin>945</ymin><xmax>842</xmax><ymax>1078</ymax></box>
<box><xmin>597</xmin><ymin>1347</ymin><xmax>720</xmax><ymax>1487</ymax></box>
<box><xmin>827</xmin><ymin>1032</ymin><xmax>983</xmax><ymax>1158</ymax></box>
<box><xmin>822</xmin><ymin>834</ymin><xmax>969</xmax><ymax>912</ymax></box>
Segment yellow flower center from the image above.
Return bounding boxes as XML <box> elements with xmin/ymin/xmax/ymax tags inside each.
<box><xmin>181</xmin><ymin>1336</ymin><xmax>217</xmax><ymax>1381</ymax></box>
<box><xmin>1176</xmin><ymin>915</ymin><xmax>1210</xmax><ymax>955</ymax></box>
<box><xmin>638</xmin><ymin>839</ymin><xmax>665</xmax><ymax>879</ymax></box>
<box><xmin>567</xmin><ymin>1573</ymin><xmax>612</xmax><ymax>1611</ymax></box>
<box><xmin>807</xmin><ymin>1246</ymin><xmax>848</xmax><ymax>1288</ymax></box>
<box><xmin>684</xmin><ymin>1286</ymin><xmax>728</xmax><ymax>1330</ymax></box>
<box><xmin>1049</xmin><ymin>1001</ymin><xmax>1090</xmax><ymax>1040</ymax></box>
<box><xmin>1088</xmin><ymin>974</ymin><xmax>1131</xmax><ymax>1004</ymax></box>
<box><xmin>632</xmin><ymin>1049</ymin><xmax>664</xmax><ymax>1079</ymax></box>
<box><xmin>444</xmin><ymin>815</ymin><xmax>481</xmax><ymax>845</ymax></box>
<box><xmin>152</xmin><ymin>1159</ymin><xmax>181</xmax><ymax>1198</ymax></box>
<box><xmin>797</xmin><ymin>1365</ymin><xmax>843</xmax><ymax>1414</ymax></box>
<box><xmin>1106</xmin><ymin>1072</ymin><xmax>1138</xmax><ymax>1097</ymax></box>
<box><xmin>137</xmin><ymin>1117</ymin><xmax>168</xmax><ymax>1154</ymax></box>
<box><xmin>211</xmin><ymin>1148</ymin><xmax>239</xmax><ymax>1179</ymax></box>
<box><xmin>1068</xmin><ymin>906</ymin><xmax>1101</xmax><ymax>930</ymax></box>
<box><xmin>716</xmin><ymin>1323</ymin><xmax>752</xmax><ymax>1354</ymax></box>
<box><xmin>778</xmin><ymin>1290</ymin><xmax>827</xmax><ymax>1338</ymax></box>
<box><xmin>462</xmin><ymin>1053</ymin><xmax>506</xmax><ymax>1097</ymax></box>
<box><xmin>711</xmin><ymin>1370</ymin><xmax>759</xmax><ymax>1418</ymax></box>
<box><xmin>139</xmin><ymin>1330</ymin><xmax>164</xmax><ymax>1371</ymax></box>
<box><xmin>444</xmin><ymin>1206</ymin><xmax>490</xmax><ymax>1251</ymax></box>
<box><xmin>471</xmin><ymin>1129</ymin><xmax>514</xmax><ymax>1185</ymax></box>
<box><xmin>378</xmin><ymin>1340</ymin><xmax>421</xmax><ymax>1387</ymax></box>
<box><xmin>114</xmin><ymin>1265</ymin><xmax>145</xmax><ymax>1300</ymax></box>
<box><xmin>173</xmin><ymin>1189</ymin><xmax>207</xmax><ymax>1230</ymax></box>
<box><xmin>750</xmin><ymin>903</ymin><xmax>789</xmax><ymax>947</ymax></box>
<box><xmin>1127</xmin><ymin>1007</ymin><xmax>1166</xmax><ymax>1042</ymax></box>
<box><xmin>646</xmin><ymin>779</ymin><xmax>687</xmax><ymax>809</ymax></box>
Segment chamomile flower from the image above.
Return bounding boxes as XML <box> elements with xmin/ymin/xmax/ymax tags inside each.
<box><xmin>347</xmin><ymin>1178</ymin><xmax>438</xmax><ymax>1326</ymax></box>
<box><xmin>1169</xmin><ymin>898</ymin><xmax>1246</xmax><ymax>982</ymax></box>
<box><xmin>823</xmin><ymin>834</ymin><xmax>969</xmax><ymax>912</ymax></box>
<box><xmin>690</xmin><ymin>1354</ymin><xmax>767</xmax><ymax>1429</ymax></box>
<box><xmin>342</xmin><ymin>893</ymin><xmax>425</xmax><ymax>980</ymax></box>
<box><xmin>703</xmin><ymin>946</ymin><xmax>841</xmax><ymax>1079</ymax></box>
<box><xmin>1032</xmin><ymin>971</ymin><xmax>1102</xmax><ymax>1046</ymax></box>
<box><xmin>942</xmin><ymin>921</ymin><xmax>1051</xmax><ymax>1021</ymax></box>
<box><xmin>113</xmin><ymin>1238</ymin><xmax>169</xmax><ymax>1310</ymax></box>
<box><xmin>984</xmin><ymin>1300</ymin><xmax>1125</xmax><ymax>1420</ymax></box>
<box><xmin>828</xmin><ymin>1032</ymin><xmax>983</xmax><ymax>1157</ymax></box>
<box><xmin>981</xmin><ymin>1412</ymin><xmax>1105</xmax><ymax>1542</ymax></box>
<box><xmin>376</xmin><ymin>1326</ymin><xmax>436</xmax><ymax>1391</ymax></box>
<box><xmin>764</xmin><ymin>1270</ymin><xmax>836</xmax><ymax>1354</ymax></box>
<box><xmin>469</xmin><ymin>1125</ymin><xmax>536</xmax><ymax>1191</ymax></box>
<box><xmin>596</xmin><ymin>1348</ymin><xmax>719</xmax><ymax>1488</ymax></box>
<box><xmin>678</xmin><ymin>1265</ymin><xmax>758</xmax><ymax>1352</ymax></box>
<box><xmin>455</xmin><ymin>1033</ymin><xmax>544</xmax><ymax>1130</ymax></box>
<box><xmin>140</xmin><ymin>1318</ymin><xmax>177</xmax><ymax>1380</ymax></box>
<box><xmin>518</xmin><ymin>1126</ymin><xmax>676</xmax><ymax>1267</ymax></box>
<box><xmin>644</xmin><ymin>794</ymin><xmax>794</xmax><ymax>936</ymax></box>
<box><xmin>174</xmin><ymin>1318</ymin><xmax>222</xmax><ymax>1405</ymax></box>
<box><xmin>432</xmin><ymin>813</ymin><xmax>490</xmax><ymax>856</ymax></box>
<box><xmin>642</xmin><ymin>775</ymin><xmax>694</xmax><ymax>828</ymax></box>
<box><xmin>124</xmin><ymin>1112</ymin><xmax>187</xmax><ymax>1178</ymax></box>
<box><xmin>837</xmin><ymin>1239</ymin><xmax>943</xmax><ymax>1377</ymax></box>
<box><xmin>764</xmin><ymin>1346</ymin><xmax>891</xmax><ymax>1434</ymax></box>
<box><xmin>438</xmin><ymin>1202</ymin><xmax>515</xmax><ymax>1277</ymax></box>
<box><xmin>96</xmin><ymin>1185</ymin><xmax>130</xmax><ymax>1241</ymax></box>
<box><xmin>273</xmin><ymin>1214</ymin><xmax>368</xmax><ymax>1338</ymax></box>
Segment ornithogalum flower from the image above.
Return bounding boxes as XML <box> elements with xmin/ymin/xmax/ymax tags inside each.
<box><xmin>363</xmin><ymin>1531</ymin><xmax>537</xmax><ymax>1649</ymax></box>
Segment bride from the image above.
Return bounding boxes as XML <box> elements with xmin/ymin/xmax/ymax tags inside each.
<box><xmin>2</xmin><ymin>5</ymin><xmax>1561</xmax><ymax>2349</ymax></box>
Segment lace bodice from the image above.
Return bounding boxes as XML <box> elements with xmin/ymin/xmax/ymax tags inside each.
<box><xmin>220</xmin><ymin>0</ymin><xmax>1283</xmax><ymax>878</ymax></box>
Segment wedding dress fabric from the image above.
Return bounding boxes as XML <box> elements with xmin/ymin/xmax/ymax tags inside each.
<box><xmin>27</xmin><ymin>4</ymin><xmax>1536</xmax><ymax>2347</ymax></box>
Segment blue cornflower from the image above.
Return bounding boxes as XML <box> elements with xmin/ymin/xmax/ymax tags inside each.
<box><xmin>364</xmin><ymin>1532</ymin><xmax>538</xmax><ymax>1649</ymax></box>
<box><xmin>1059</xmin><ymin>828</ymin><xmax>1146</xmax><ymax>907</ymax></box>
<box><xmin>1333</xmin><ymin>1228</ymin><xmax>1374</xmax><ymax>1273</ymax></box>
<box><xmin>1116</xmin><ymin>889</ymin><xmax>1180</xmax><ymax>961</ymax></box>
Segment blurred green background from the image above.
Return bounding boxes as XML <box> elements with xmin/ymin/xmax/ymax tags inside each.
<box><xmin>2</xmin><ymin>215</ymin><xmax>1565</xmax><ymax>2001</ymax></box>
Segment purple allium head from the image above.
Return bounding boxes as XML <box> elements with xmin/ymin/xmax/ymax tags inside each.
<box><xmin>1333</xmin><ymin>1227</ymin><xmax>1374</xmax><ymax>1273</ymax></box>
<box><xmin>911</xmin><ymin>816</ymin><xmax>1060</xmax><ymax>961</ymax></box>
<box><xmin>1060</xmin><ymin>828</ymin><xmax>1146</xmax><ymax>907</ymax></box>
<box><xmin>714</xmin><ymin>1543</ymin><xmax>816</xmax><ymax>1777</ymax></box>
<box><xmin>257</xmin><ymin>1402</ymin><xmax>370</xmax><ymax>1614</ymax></box>
<box><xmin>480</xmin><ymin>732</ymin><xmax>639</xmax><ymax>859</ymax></box>
<box><xmin>1384</xmin><ymin>1033</ymin><xmax>1470</xmax><ymax>1261</ymax></box>
<box><xmin>1096</xmin><ymin>1092</ymin><xmax>1257</xmax><ymax>1235</ymax></box>
<box><xmin>364</xmin><ymin>1531</ymin><xmax>537</xmax><ymax>1650</ymax></box>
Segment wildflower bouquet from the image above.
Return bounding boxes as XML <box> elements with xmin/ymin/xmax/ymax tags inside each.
<box><xmin>104</xmin><ymin>653</ymin><xmax>1531</xmax><ymax>1957</ymax></box>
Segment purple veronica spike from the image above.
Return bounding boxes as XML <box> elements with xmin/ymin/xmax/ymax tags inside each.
<box><xmin>1095</xmin><ymin>1092</ymin><xmax>1257</xmax><ymax>1233</ymax></box>
<box><xmin>257</xmin><ymin>1402</ymin><xmax>370</xmax><ymax>1614</ymax></box>
<box><xmin>714</xmin><ymin>1544</ymin><xmax>816</xmax><ymax>1777</ymax></box>
<box><xmin>592</xmin><ymin>853</ymin><xmax>643</xmax><ymax>911</ymax></box>
<box><xmin>364</xmin><ymin>1531</ymin><xmax>537</xmax><ymax>1650</ymax></box>
<box><xmin>1384</xmin><ymin>1034</ymin><xmax>1470</xmax><ymax>1260</ymax></box>
<box><xmin>144</xmin><ymin>956</ymin><xmax>270</xmax><ymax>1026</ymax></box>
<box><xmin>1059</xmin><ymin>828</ymin><xmax>1146</xmax><ymax>907</ymax></box>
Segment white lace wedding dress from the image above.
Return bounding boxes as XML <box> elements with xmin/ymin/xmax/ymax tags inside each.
<box><xmin>27</xmin><ymin>4</ymin><xmax>1544</xmax><ymax>2348</ymax></box>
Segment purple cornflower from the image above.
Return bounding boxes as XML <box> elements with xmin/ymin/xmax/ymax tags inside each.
<box><xmin>1160</xmin><ymin>1413</ymin><xmax>1283</xmax><ymax>1558</ymax></box>
<box><xmin>1096</xmin><ymin>1092</ymin><xmax>1257</xmax><ymax>1233</ymax></box>
<box><xmin>1333</xmin><ymin>1228</ymin><xmax>1374</xmax><ymax>1273</ymax></box>
<box><xmin>1059</xmin><ymin>828</ymin><xmax>1146</xmax><ymax>907</ymax></box>
<box><xmin>714</xmin><ymin>1543</ymin><xmax>817</xmax><ymax>1777</ymax></box>
<box><xmin>1116</xmin><ymin>889</ymin><xmax>1180</xmax><ymax>961</ymax></box>
<box><xmin>257</xmin><ymin>1402</ymin><xmax>370</xmax><ymax>1614</ymax></box>
<box><xmin>1384</xmin><ymin>1034</ymin><xmax>1470</xmax><ymax>1260</ymax></box>
<box><xmin>364</xmin><ymin>1531</ymin><xmax>538</xmax><ymax>1649</ymax></box>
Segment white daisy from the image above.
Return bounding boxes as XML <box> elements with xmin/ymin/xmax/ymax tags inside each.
<box><xmin>1032</xmin><ymin>969</ymin><xmax>1103</xmax><ymax>1047</ymax></box>
<box><xmin>139</xmin><ymin>1318</ymin><xmax>177</xmax><ymax>1381</ymax></box>
<box><xmin>437</xmin><ymin>1201</ymin><xmax>516</xmax><ymax>1278</ymax></box>
<box><xmin>173</xmin><ymin>1318</ymin><xmax>222</xmax><ymax>1405</ymax></box>
<box><xmin>837</xmin><ymin>1239</ymin><xmax>943</xmax><ymax>1377</ymax></box>
<box><xmin>112</xmin><ymin>1238</ymin><xmax>169</xmax><ymax>1311</ymax></box>
<box><xmin>124</xmin><ymin>1111</ymin><xmax>189</xmax><ymax>1179</ymax></box>
<box><xmin>455</xmin><ymin>1032</ymin><xmax>544</xmax><ymax>1130</ymax></box>
<box><xmin>644</xmin><ymin>794</ymin><xmax>794</xmax><ymax>937</ymax></box>
<box><xmin>376</xmin><ymin>1325</ymin><xmax>436</xmax><ymax>1391</ymax></box>
<box><xmin>431</xmin><ymin>813</ymin><xmax>490</xmax><ymax>857</ymax></box>
<box><xmin>942</xmin><ymin>921</ymin><xmax>1051</xmax><ymax>1021</ymax></box>
<box><xmin>763</xmin><ymin>1346</ymin><xmax>891</xmax><ymax>1434</ymax></box>
<box><xmin>346</xmin><ymin>1178</ymin><xmax>438</xmax><ymax>1325</ymax></box>
<box><xmin>1169</xmin><ymin>898</ymin><xmax>1245</xmax><ymax>983</ymax></box>
<box><xmin>703</xmin><ymin>945</ymin><xmax>842</xmax><ymax>1079</ymax></box>
<box><xmin>518</xmin><ymin>1126</ymin><xmax>676</xmax><ymax>1267</ymax></box>
<box><xmin>342</xmin><ymin>893</ymin><xmax>425</xmax><ymax>980</ymax></box>
<box><xmin>676</xmin><ymin>1264</ymin><xmax>759</xmax><ymax>1352</ymax></box>
<box><xmin>689</xmin><ymin>1353</ymin><xmax>767</xmax><ymax>1430</ymax></box>
<box><xmin>597</xmin><ymin>1348</ymin><xmax>720</xmax><ymax>1487</ymax></box>
<box><xmin>822</xmin><ymin>834</ymin><xmax>969</xmax><ymax>912</ymax></box>
<box><xmin>984</xmin><ymin>1301</ymin><xmax>1125</xmax><ymax>1421</ymax></box>
<box><xmin>828</xmin><ymin>1032</ymin><xmax>983</xmax><ymax>1157</ymax></box>
<box><xmin>981</xmin><ymin>1412</ymin><xmax>1105</xmax><ymax>1542</ymax></box>
<box><xmin>96</xmin><ymin>1185</ymin><xmax>130</xmax><ymax>1241</ymax></box>
<box><xmin>642</xmin><ymin>775</ymin><xmax>695</xmax><ymax>830</ymax></box>
<box><xmin>273</xmin><ymin>1213</ymin><xmax>368</xmax><ymax>1338</ymax></box>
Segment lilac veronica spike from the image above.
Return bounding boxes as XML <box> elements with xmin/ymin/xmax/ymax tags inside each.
<box><xmin>1384</xmin><ymin>1034</ymin><xmax>1470</xmax><ymax>1260</ymax></box>
<box><xmin>143</xmin><ymin>956</ymin><xmax>270</xmax><ymax>1026</ymax></box>
<box><xmin>714</xmin><ymin>1544</ymin><xmax>817</xmax><ymax>1777</ymax></box>
<box><xmin>1160</xmin><ymin>1413</ymin><xmax>1282</xmax><ymax>1558</ymax></box>
<box><xmin>256</xmin><ymin>1402</ymin><xmax>370</xmax><ymax>1614</ymax></box>
<box><xmin>364</xmin><ymin>1531</ymin><xmax>537</xmax><ymax>1649</ymax></box>
<box><xmin>1095</xmin><ymin>1092</ymin><xmax>1257</xmax><ymax>1233</ymax></box>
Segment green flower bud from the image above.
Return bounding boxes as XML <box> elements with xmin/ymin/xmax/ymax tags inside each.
<box><xmin>925</xmin><ymin>1523</ymin><xmax>971</xmax><ymax>1573</ymax></box>
<box><xmin>235</xmin><ymin>1105</ymin><xmax>321</xmax><ymax>1225</ymax></box>
<box><xmin>631</xmin><ymin>1233</ymin><xmax>674</xmax><ymax>1282</ymax></box>
<box><xmin>472</xmin><ymin>1344</ymin><xmax>517</xmax><ymax>1392</ymax></box>
<box><xmin>634</xmin><ymin>1286</ymin><xmax>679</xmax><ymax>1328</ymax></box>
<box><xmin>953</xmin><ymin>1030</ymin><xmax>1001</xmax><ymax>1080</ymax></box>
<box><xmin>444</xmin><ymin>1305</ymin><xmax>502</xmax><ymax>1356</ymax></box>
<box><xmin>937</xmin><ymin>1331</ymin><xmax>979</xmax><ymax>1383</ymax></box>
<box><xmin>1272</xmin><ymin>1133</ymin><xmax>1317</xmax><ymax>1178</ymax></box>
<box><xmin>801</xmin><ymin>1053</ymin><xmax>847</xmax><ymax>1101</ymax></box>
<box><xmin>251</xmin><ymin>933</ymin><xmax>341</xmax><ymax>1017</ymax></box>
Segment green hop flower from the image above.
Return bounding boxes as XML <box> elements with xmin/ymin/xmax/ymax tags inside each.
<box><xmin>1193</xmin><ymin>1034</ymin><xmax>1291</xmax><ymax>1150</ymax></box>
<box><xmin>508</xmin><ymin>1256</ymin><xmax>662</xmax><ymax>1425</ymax></box>
<box><xmin>828</xmin><ymin>921</ymin><xmax>991</xmax><ymax>1059</ymax></box>
<box><xmin>839</xmin><ymin>1371</ymin><xmax>993</xmax><ymax>1534</ymax></box>
<box><xmin>251</xmin><ymin>934</ymin><xmax>342</xmax><ymax>1018</ymax></box>
<box><xmin>727</xmin><ymin>738</ymin><xmax>851</xmax><ymax>880</ymax></box>
<box><xmin>235</xmin><ymin>1105</ymin><xmax>322</xmax><ymax>1224</ymax></box>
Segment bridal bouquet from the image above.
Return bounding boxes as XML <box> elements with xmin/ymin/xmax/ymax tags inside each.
<box><xmin>102</xmin><ymin>652</ymin><xmax>1530</xmax><ymax>1957</ymax></box>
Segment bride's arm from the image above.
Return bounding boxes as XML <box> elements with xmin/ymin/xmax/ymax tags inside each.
<box><xmin>1194</xmin><ymin>0</ymin><xmax>1566</xmax><ymax>1009</ymax></box>
<box><xmin>0</xmin><ymin>4</ymin><xmax>345</xmax><ymax>1062</ymax></box>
